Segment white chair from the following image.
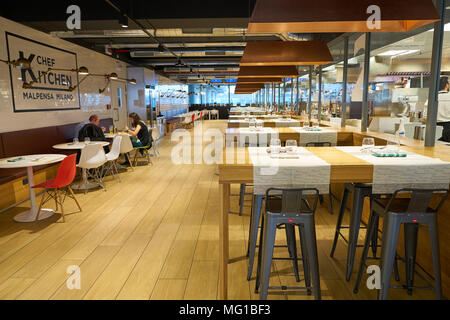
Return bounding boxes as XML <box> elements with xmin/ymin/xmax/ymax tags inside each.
<box><xmin>78</xmin><ymin>144</ymin><xmax>107</xmax><ymax>193</ymax></box>
<box><xmin>119</xmin><ymin>134</ymin><xmax>135</xmax><ymax>171</ymax></box>
<box><xmin>105</xmin><ymin>135</ymin><xmax>122</xmax><ymax>182</ymax></box>
<box><xmin>211</xmin><ymin>109</ymin><xmax>218</xmax><ymax>120</ymax></box>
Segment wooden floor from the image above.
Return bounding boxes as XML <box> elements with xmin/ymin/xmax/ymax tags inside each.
<box><xmin>0</xmin><ymin>120</ymin><xmax>437</xmax><ymax>300</ymax></box>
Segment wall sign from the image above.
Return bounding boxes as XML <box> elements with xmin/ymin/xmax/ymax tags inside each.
<box><xmin>6</xmin><ymin>32</ymin><xmax>81</xmax><ymax>112</ymax></box>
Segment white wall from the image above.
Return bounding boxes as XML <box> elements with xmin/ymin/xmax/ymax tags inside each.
<box><xmin>0</xmin><ymin>16</ymin><xmax>130</xmax><ymax>133</ymax></box>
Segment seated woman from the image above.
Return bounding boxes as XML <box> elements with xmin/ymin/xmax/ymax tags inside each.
<box><xmin>121</xmin><ymin>113</ymin><xmax>153</xmax><ymax>166</ymax></box>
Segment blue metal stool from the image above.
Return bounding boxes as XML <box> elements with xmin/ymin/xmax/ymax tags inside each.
<box><xmin>330</xmin><ymin>183</ymin><xmax>374</xmax><ymax>281</ymax></box>
<box><xmin>255</xmin><ymin>188</ymin><xmax>321</xmax><ymax>300</ymax></box>
<box><xmin>354</xmin><ymin>188</ymin><xmax>448</xmax><ymax>300</ymax></box>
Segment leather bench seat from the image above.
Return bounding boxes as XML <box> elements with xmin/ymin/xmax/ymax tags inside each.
<box><xmin>0</xmin><ymin>118</ymin><xmax>114</xmax><ymax>185</ymax></box>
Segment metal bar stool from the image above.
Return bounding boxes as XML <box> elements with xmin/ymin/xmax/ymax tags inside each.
<box><xmin>330</xmin><ymin>183</ymin><xmax>374</xmax><ymax>281</ymax></box>
<box><xmin>247</xmin><ymin>193</ymin><xmax>308</xmax><ymax>281</ymax></box>
<box><xmin>354</xmin><ymin>188</ymin><xmax>448</xmax><ymax>300</ymax></box>
<box><xmin>255</xmin><ymin>188</ymin><xmax>321</xmax><ymax>300</ymax></box>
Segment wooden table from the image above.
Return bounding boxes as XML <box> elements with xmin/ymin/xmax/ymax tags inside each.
<box><xmin>0</xmin><ymin>154</ymin><xmax>66</xmax><ymax>222</ymax></box>
<box><xmin>217</xmin><ymin>138</ymin><xmax>450</xmax><ymax>299</ymax></box>
<box><xmin>217</xmin><ymin>146</ymin><xmax>374</xmax><ymax>299</ymax></box>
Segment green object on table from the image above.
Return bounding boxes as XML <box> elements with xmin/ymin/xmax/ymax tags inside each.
<box><xmin>305</xmin><ymin>128</ymin><xmax>321</xmax><ymax>131</ymax></box>
<box><xmin>372</xmin><ymin>152</ymin><xmax>407</xmax><ymax>158</ymax></box>
<box><xmin>7</xmin><ymin>157</ymin><xmax>25</xmax><ymax>162</ymax></box>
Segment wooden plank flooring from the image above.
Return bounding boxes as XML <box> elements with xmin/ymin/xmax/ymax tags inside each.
<box><xmin>0</xmin><ymin>120</ymin><xmax>437</xmax><ymax>300</ymax></box>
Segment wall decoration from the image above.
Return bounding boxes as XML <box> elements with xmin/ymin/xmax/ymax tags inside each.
<box><xmin>6</xmin><ymin>32</ymin><xmax>81</xmax><ymax>112</ymax></box>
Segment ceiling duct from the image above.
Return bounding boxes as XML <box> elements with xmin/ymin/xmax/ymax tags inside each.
<box><xmin>182</xmin><ymin>28</ymin><xmax>213</xmax><ymax>34</ymax></box>
<box><xmin>205</xmin><ymin>51</ymin><xmax>227</xmax><ymax>56</ymax></box>
<box><xmin>130</xmin><ymin>51</ymin><xmax>155</xmax><ymax>57</ymax></box>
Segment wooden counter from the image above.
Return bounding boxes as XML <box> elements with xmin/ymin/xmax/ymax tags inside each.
<box><xmin>218</xmin><ymin>123</ymin><xmax>450</xmax><ymax>300</ymax></box>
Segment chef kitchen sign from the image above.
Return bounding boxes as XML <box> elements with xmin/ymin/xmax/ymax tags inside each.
<box><xmin>6</xmin><ymin>32</ymin><xmax>81</xmax><ymax>112</ymax></box>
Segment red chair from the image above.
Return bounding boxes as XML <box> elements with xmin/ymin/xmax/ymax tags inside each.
<box><xmin>191</xmin><ymin>113</ymin><xmax>196</xmax><ymax>124</ymax></box>
<box><xmin>200</xmin><ymin>111</ymin><xmax>203</xmax><ymax>120</ymax></box>
<box><xmin>33</xmin><ymin>154</ymin><xmax>82</xmax><ymax>222</ymax></box>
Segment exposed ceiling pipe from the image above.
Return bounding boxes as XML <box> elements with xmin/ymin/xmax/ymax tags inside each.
<box><xmin>104</xmin><ymin>0</ymin><xmax>202</xmax><ymax>81</ymax></box>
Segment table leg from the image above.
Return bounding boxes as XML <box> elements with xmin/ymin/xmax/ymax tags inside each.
<box><xmin>219</xmin><ymin>183</ymin><xmax>230</xmax><ymax>300</ymax></box>
<box><xmin>13</xmin><ymin>166</ymin><xmax>54</xmax><ymax>222</ymax></box>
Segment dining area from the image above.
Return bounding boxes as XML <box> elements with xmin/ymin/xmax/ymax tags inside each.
<box><xmin>1</xmin><ymin>0</ymin><xmax>450</xmax><ymax>309</ymax></box>
<box><xmin>218</xmin><ymin>120</ymin><xmax>450</xmax><ymax>300</ymax></box>
<box><xmin>0</xmin><ymin>117</ymin><xmax>156</xmax><ymax>225</ymax></box>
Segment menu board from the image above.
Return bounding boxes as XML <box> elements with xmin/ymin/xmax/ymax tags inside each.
<box><xmin>6</xmin><ymin>32</ymin><xmax>81</xmax><ymax>112</ymax></box>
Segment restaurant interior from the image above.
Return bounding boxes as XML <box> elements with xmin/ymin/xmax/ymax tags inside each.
<box><xmin>0</xmin><ymin>0</ymin><xmax>449</xmax><ymax>303</ymax></box>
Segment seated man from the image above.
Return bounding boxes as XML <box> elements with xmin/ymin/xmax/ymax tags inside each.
<box><xmin>78</xmin><ymin>115</ymin><xmax>107</xmax><ymax>142</ymax></box>
<box><xmin>77</xmin><ymin>115</ymin><xmax>109</xmax><ymax>162</ymax></box>
<box><xmin>74</xmin><ymin>119</ymin><xmax>90</xmax><ymax>139</ymax></box>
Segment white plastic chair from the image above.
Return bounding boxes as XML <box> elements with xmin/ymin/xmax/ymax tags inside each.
<box><xmin>78</xmin><ymin>144</ymin><xmax>107</xmax><ymax>192</ymax></box>
<box><xmin>211</xmin><ymin>109</ymin><xmax>218</xmax><ymax>120</ymax></box>
<box><xmin>105</xmin><ymin>135</ymin><xmax>122</xmax><ymax>182</ymax></box>
<box><xmin>119</xmin><ymin>134</ymin><xmax>134</xmax><ymax>171</ymax></box>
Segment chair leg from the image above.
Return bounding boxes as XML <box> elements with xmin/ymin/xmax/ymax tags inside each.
<box><xmin>404</xmin><ymin>223</ymin><xmax>419</xmax><ymax>295</ymax></box>
<box><xmin>378</xmin><ymin>214</ymin><xmax>401</xmax><ymax>300</ymax></box>
<box><xmin>56</xmin><ymin>189</ymin><xmax>65</xmax><ymax>223</ymax></box>
<box><xmin>35</xmin><ymin>190</ymin><xmax>46</xmax><ymax>221</ymax></box>
<box><xmin>95</xmin><ymin>168</ymin><xmax>106</xmax><ymax>192</ymax></box>
<box><xmin>298</xmin><ymin>223</ymin><xmax>312</xmax><ymax>295</ymax></box>
<box><xmin>259</xmin><ymin>215</ymin><xmax>277</xmax><ymax>300</ymax></box>
<box><xmin>247</xmin><ymin>195</ymin><xmax>263</xmax><ymax>281</ymax></box>
<box><xmin>54</xmin><ymin>189</ymin><xmax>59</xmax><ymax>212</ymax></box>
<box><xmin>370</xmin><ymin>214</ymin><xmax>379</xmax><ymax>258</ymax></box>
<box><xmin>330</xmin><ymin>186</ymin><xmax>349</xmax><ymax>257</ymax></box>
<box><xmin>285</xmin><ymin>224</ymin><xmax>300</xmax><ymax>282</ymax></box>
<box><xmin>125</xmin><ymin>153</ymin><xmax>134</xmax><ymax>171</ymax></box>
<box><xmin>255</xmin><ymin>213</ymin><xmax>265</xmax><ymax>293</ymax></box>
<box><xmin>428</xmin><ymin>215</ymin><xmax>442</xmax><ymax>300</ymax></box>
<box><xmin>354</xmin><ymin>210</ymin><xmax>378</xmax><ymax>294</ymax></box>
<box><xmin>346</xmin><ymin>187</ymin><xmax>366</xmax><ymax>281</ymax></box>
<box><xmin>114</xmin><ymin>161</ymin><xmax>121</xmax><ymax>183</ymax></box>
<box><xmin>302</xmin><ymin>216</ymin><xmax>321</xmax><ymax>300</ymax></box>
<box><xmin>68</xmin><ymin>186</ymin><xmax>82</xmax><ymax>212</ymax></box>
<box><xmin>133</xmin><ymin>150</ymin><xmax>138</xmax><ymax>167</ymax></box>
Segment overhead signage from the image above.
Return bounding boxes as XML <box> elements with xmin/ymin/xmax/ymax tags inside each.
<box><xmin>6</xmin><ymin>32</ymin><xmax>81</xmax><ymax>112</ymax></box>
